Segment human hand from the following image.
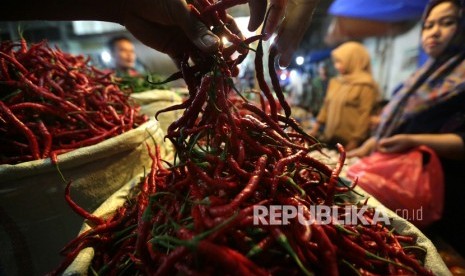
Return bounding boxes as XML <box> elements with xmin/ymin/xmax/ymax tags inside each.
<box><xmin>121</xmin><ymin>0</ymin><xmax>318</xmax><ymax>66</ymax></box>
<box><xmin>377</xmin><ymin>134</ymin><xmax>415</xmax><ymax>153</ymax></box>
<box><xmin>259</xmin><ymin>0</ymin><xmax>320</xmax><ymax>67</ymax></box>
<box><xmin>347</xmin><ymin>137</ymin><xmax>376</xmax><ymax>158</ymax></box>
<box><xmin>309</xmin><ymin>131</ymin><xmax>320</xmax><ymax>141</ymax></box>
<box><xmin>344</xmin><ymin>140</ymin><xmax>358</xmax><ymax>151</ymax></box>
<box><xmin>308</xmin><ymin>122</ymin><xmax>320</xmax><ymax>138</ymax></box>
<box><xmin>121</xmin><ymin>0</ymin><xmax>228</xmax><ymax>60</ymax></box>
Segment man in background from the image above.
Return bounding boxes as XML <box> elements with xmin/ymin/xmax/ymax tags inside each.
<box><xmin>107</xmin><ymin>36</ymin><xmax>141</xmax><ymax>77</ymax></box>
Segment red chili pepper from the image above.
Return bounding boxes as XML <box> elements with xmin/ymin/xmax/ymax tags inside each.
<box><xmin>271</xmin><ymin>150</ymin><xmax>307</xmax><ymax>194</ymax></box>
<box><xmin>215</xmin><ymin>77</ymin><xmax>241</xmax><ymax>151</ymax></box>
<box><xmin>135</xmin><ymin>196</ymin><xmax>156</xmax><ymax>273</ymax></box>
<box><xmin>240</xmin><ymin>115</ymin><xmax>308</xmax><ymax>151</ymax></box>
<box><xmin>59</xmin><ymin>126</ymin><xmax>120</xmax><ymax>149</ymax></box>
<box><xmin>46</xmin><ymin>71</ymin><xmax>65</xmax><ymax>97</ymax></box>
<box><xmin>277</xmin><ymin>114</ymin><xmax>320</xmax><ymax>146</ymax></box>
<box><xmin>239</xmin><ymin>129</ymin><xmax>274</xmax><ymax>157</ymax></box>
<box><xmin>49</xmin><ymin>149</ymin><xmax>74</xmax><ymax>165</ymax></box>
<box><xmin>154</xmin><ymin>246</ymin><xmax>189</xmax><ymax>276</ymax></box>
<box><xmin>222</xmin><ymin>34</ymin><xmax>265</xmax><ymax>57</ymax></box>
<box><xmin>254</xmin><ymin>39</ymin><xmax>278</xmax><ymax>121</ymax></box>
<box><xmin>0</xmin><ymin>57</ymin><xmax>11</xmax><ymax>80</ymax></box>
<box><xmin>241</xmin><ymin>102</ymin><xmax>290</xmax><ymax>139</ymax></box>
<box><xmin>0</xmin><ymin>51</ymin><xmax>28</xmax><ymax>74</ymax></box>
<box><xmin>37</xmin><ymin>120</ymin><xmax>52</xmax><ymax>158</ymax></box>
<box><xmin>187</xmin><ymin>161</ymin><xmax>238</xmax><ymax>190</ymax></box>
<box><xmin>155</xmin><ymin>99</ymin><xmax>192</xmax><ymax>121</ymax></box>
<box><xmin>196</xmin><ymin>240</ymin><xmax>269</xmax><ymax>276</ymax></box>
<box><xmin>325</xmin><ymin>143</ymin><xmax>346</xmax><ymax>205</ymax></box>
<box><xmin>49</xmin><ymin>237</ymin><xmax>101</xmax><ymax>276</ymax></box>
<box><xmin>59</xmin><ymin>205</ymin><xmax>135</xmax><ymax>255</ymax></box>
<box><xmin>64</xmin><ymin>181</ymin><xmax>105</xmax><ymax>225</ymax></box>
<box><xmin>247</xmin><ymin>234</ymin><xmax>274</xmax><ymax>257</ymax></box>
<box><xmin>10</xmin><ymin>102</ymin><xmax>68</xmax><ymax>119</ymax></box>
<box><xmin>268</xmin><ymin>45</ymin><xmax>291</xmax><ymax>118</ymax></box>
<box><xmin>209</xmin><ymin>155</ymin><xmax>267</xmax><ymax>217</ymax></box>
<box><xmin>0</xmin><ymin>101</ymin><xmax>40</xmax><ymax>159</ymax></box>
<box><xmin>311</xmin><ymin>224</ymin><xmax>339</xmax><ymax>276</ymax></box>
<box><xmin>167</xmin><ymin>75</ymin><xmax>211</xmax><ymax>135</ymax></box>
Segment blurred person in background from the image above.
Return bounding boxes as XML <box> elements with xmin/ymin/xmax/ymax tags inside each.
<box><xmin>368</xmin><ymin>99</ymin><xmax>389</xmax><ymax>135</ymax></box>
<box><xmin>348</xmin><ymin>0</ymin><xmax>465</xmax><ymax>255</ymax></box>
<box><xmin>107</xmin><ymin>36</ymin><xmax>142</xmax><ymax>77</ymax></box>
<box><xmin>309</xmin><ymin>41</ymin><xmax>379</xmax><ymax>151</ymax></box>
<box><xmin>286</xmin><ymin>69</ymin><xmax>312</xmax><ymax>127</ymax></box>
<box><xmin>286</xmin><ymin>69</ymin><xmax>305</xmax><ymax>108</ymax></box>
<box><xmin>306</xmin><ymin>61</ymin><xmax>331</xmax><ymax>116</ymax></box>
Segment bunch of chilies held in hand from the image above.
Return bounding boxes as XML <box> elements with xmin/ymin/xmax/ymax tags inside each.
<box><xmin>0</xmin><ymin>39</ymin><xmax>147</xmax><ymax>165</ymax></box>
<box><xmin>49</xmin><ymin>1</ymin><xmax>435</xmax><ymax>276</ymax></box>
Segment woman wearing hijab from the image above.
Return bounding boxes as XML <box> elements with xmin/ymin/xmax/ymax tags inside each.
<box><xmin>310</xmin><ymin>41</ymin><xmax>379</xmax><ymax>150</ymax></box>
<box><xmin>349</xmin><ymin>0</ymin><xmax>465</xmax><ymax>255</ymax></box>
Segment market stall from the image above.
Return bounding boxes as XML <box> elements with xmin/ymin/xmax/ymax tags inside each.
<box><xmin>325</xmin><ymin>0</ymin><xmax>428</xmax><ymax>45</ymax></box>
<box><xmin>0</xmin><ymin>39</ymin><xmax>168</xmax><ymax>275</ymax></box>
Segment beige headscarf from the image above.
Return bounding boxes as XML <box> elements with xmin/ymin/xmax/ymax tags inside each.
<box><xmin>323</xmin><ymin>41</ymin><xmax>378</xmax><ymax>141</ymax></box>
<box><xmin>331</xmin><ymin>41</ymin><xmax>375</xmax><ymax>85</ymax></box>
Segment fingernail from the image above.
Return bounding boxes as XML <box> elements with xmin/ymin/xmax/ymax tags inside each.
<box><xmin>279</xmin><ymin>57</ymin><xmax>290</xmax><ymax>69</ymax></box>
<box><xmin>262</xmin><ymin>32</ymin><xmax>270</xmax><ymax>41</ymax></box>
<box><xmin>248</xmin><ymin>22</ymin><xmax>254</xmax><ymax>32</ymax></box>
<box><xmin>201</xmin><ymin>34</ymin><xmax>219</xmax><ymax>48</ymax></box>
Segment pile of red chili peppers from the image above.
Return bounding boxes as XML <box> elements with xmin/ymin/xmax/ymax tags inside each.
<box><xmin>51</xmin><ymin>1</ymin><xmax>435</xmax><ymax>275</ymax></box>
<box><xmin>0</xmin><ymin>39</ymin><xmax>147</xmax><ymax>165</ymax></box>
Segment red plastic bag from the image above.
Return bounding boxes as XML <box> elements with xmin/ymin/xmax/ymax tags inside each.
<box><xmin>346</xmin><ymin>145</ymin><xmax>444</xmax><ymax>228</ymax></box>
